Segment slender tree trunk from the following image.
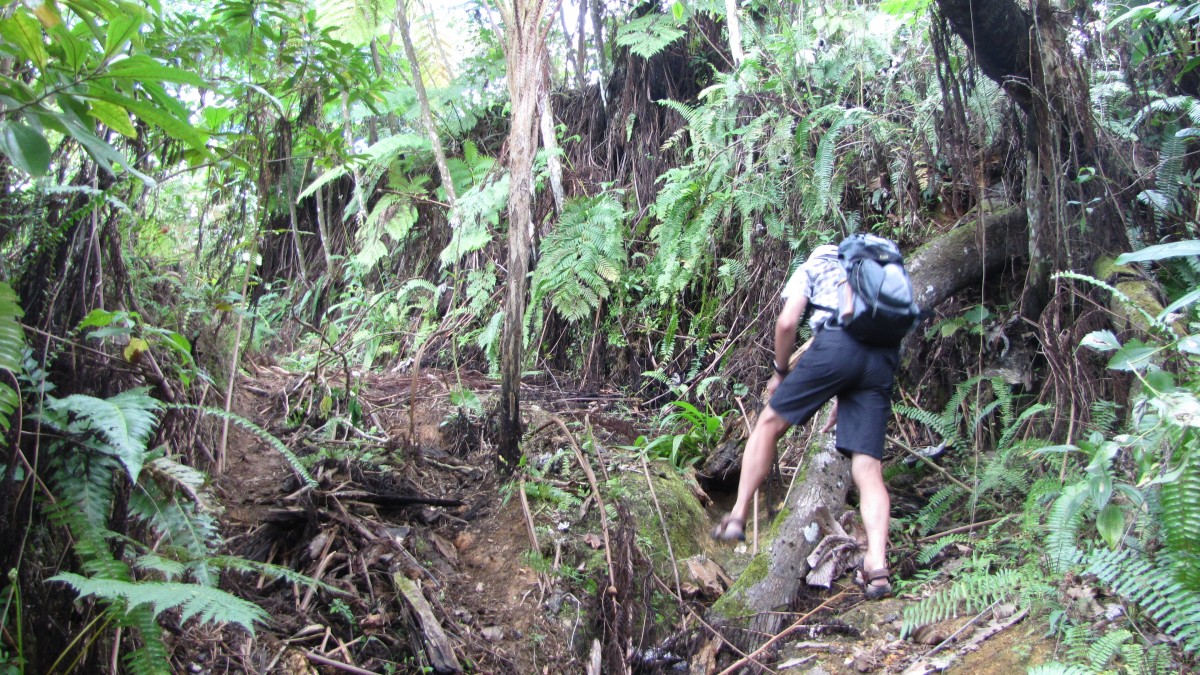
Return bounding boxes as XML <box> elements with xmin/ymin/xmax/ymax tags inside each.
<box><xmin>539</xmin><ymin>81</ymin><xmax>564</xmax><ymax>213</ymax></box>
<box><xmin>576</xmin><ymin>0</ymin><xmax>587</xmax><ymax>91</ymax></box>
<box><xmin>496</xmin><ymin>0</ymin><xmax>554</xmax><ymax>469</ymax></box>
<box><xmin>396</xmin><ymin>0</ymin><xmax>458</xmax><ymax>207</ymax></box>
<box><xmin>724</xmin><ymin>0</ymin><xmax>743</xmax><ymax>66</ymax></box>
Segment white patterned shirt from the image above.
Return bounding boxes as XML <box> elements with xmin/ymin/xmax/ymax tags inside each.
<box><xmin>781</xmin><ymin>245</ymin><xmax>845</xmax><ymax>331</ymax></box>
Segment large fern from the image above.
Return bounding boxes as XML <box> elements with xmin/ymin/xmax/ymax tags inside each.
<box><xmin>900</xmin><ymin>568</ymin><xmax>1026</xmax><ymax>637</ymax></box>
<box><xmin>49</xmin><ymin>573</ymin><xmax>269</xmax><ymax>632</ymax></box>
<box><xmin>1085</xmin><ymin>547</ymin><xmax>1200</xmax><ymax>653</ymax></box>
<box><xmin>528</xmin><ymin>193</ymin><xmax>628</xmax><ymax>331</ymax></box>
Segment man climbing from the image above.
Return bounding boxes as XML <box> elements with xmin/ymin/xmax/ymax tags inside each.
<box><xmin>711</xmin><ymin>241</ymin><xmax>903</xmax><ymax>600</ymax></box>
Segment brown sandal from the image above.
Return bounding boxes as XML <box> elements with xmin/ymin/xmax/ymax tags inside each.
<box><xmin>855</xmin><ymin>565</ymin><xmax>893</xmax><ymax>600</ymax></box>
<box><xmin>711</xmin><ymin>515</ymin><xmax>745</xmax><ymax>542</ymax></box>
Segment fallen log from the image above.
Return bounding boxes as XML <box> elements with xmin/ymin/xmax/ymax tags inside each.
<box><xmin>393</xmin><ymin>572</ymin><xmax>463</xmax><ymax>674</ymax></box>
<box><xmin>709</xmin><ymin>433</ymin><xmax>851</xmax><ymax>637</ymax></box>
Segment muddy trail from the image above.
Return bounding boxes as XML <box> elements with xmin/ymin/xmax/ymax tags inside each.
<box><xmin>192</xmin><ymin>363</ymin><xmax>1060</xmax><ymax>674</ymax></box>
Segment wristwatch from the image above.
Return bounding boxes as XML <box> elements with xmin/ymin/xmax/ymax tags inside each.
<box><xmin>772</xmin><ymin>361</ymin><xmax>788</xmax><ymax>376</ymax></box>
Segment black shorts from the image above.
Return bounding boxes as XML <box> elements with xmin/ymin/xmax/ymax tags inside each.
<box><xmin>769</xmin><ymin>326</ymin><xmax>899</xmax><ymax>460</ymax></box>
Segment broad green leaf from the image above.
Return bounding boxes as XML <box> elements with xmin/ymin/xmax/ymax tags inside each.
<box><xmin>1089</xmin><ymin>473</ymin><xmax>1113</xmax><ymax>509</ymax></box>
<box><xmin>1080</xmin><ymin>330</ymin><xmax>1121</xmax><ymax>352</ymax></box>
<box><xmin>123</xmin><ymin>337</ymin><xmax>149</xmax><ymax>362</ymax></box>
<box><xmin>963</xmin><ymin>305</ymin><xmax>991</xmax><ymax>323</ymax></box>
<box><xmin>104</xmin><ymin>14</ymin><xmax>140</xmax><ymax>59</ymax></box>
<box><xmin>1159</xmin><ymin>287</ymin><xmax>1200</xmax><ymax>319</ymax></box>
<box><xmin>0</xmin><ymin>11</ymin><xmax>49</xmax><ymax>69</ymax></box>
<box><xmin>1115</xmin><ymin>240</ymin><xmax>1200</xmax><ymax>264</ymax></box>
<box><xmin>101</xmin><ymin>55</ymin><xmax>206</xmax><ymax>87</ymax></box>
<box><xmin>1178</xmin><ymin>335</ymin><xmax>1200</xmax><ymax>355</ymax></box>
<box><xmin>1107</xmin><ymin>342</ymin><xmax>1156</xmax><ymax>371</ymax></box>
<box><xmin>88</xmin><ymin>99</ymin><xmax>136</xmax><ymax>138</ymax></box>
<box><xmin>0</xmin><ymin>120</ymin><xmax>51</xmax><ymax>176</ymax></box>
<box><xmin>46</xmin><ymin>22</ymin><xmax>88</xmax><ymax>71</ymax></box>
<box><xmin>86</xmin><ymin>87</ymin><xmax>207</xmax><ymax>148</ymax></box>
<box><xmin>31</xmin><ymin>0</ymin><xmax>63</xmax><ymax>28</ymax></box>
<box><xmin>79</xmin><ymin>309</ymin><xmax>120</xmax><ymax>329</ymax></box>
<box><xmin>1096</xmin><ymin>503</ymin><xmax>1125</xmax><ymax>549</ymax></box>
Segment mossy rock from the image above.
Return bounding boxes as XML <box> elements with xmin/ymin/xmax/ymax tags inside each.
<box><xmin>616</xmin><ymin>461</ymin><xmax>709</xmax><ymax>579</ymax></box>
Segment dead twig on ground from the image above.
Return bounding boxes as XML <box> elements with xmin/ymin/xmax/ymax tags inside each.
<box><xmin>716</xmin><ymin>589</ymin><xmax>849</xmax><ymax>675</ymax></box>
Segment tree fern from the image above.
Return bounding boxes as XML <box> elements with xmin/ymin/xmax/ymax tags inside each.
<box><xmin>1085</xmin><ymin>547</ymin><xmax>1200</xmax><ymax>653</ymax></box>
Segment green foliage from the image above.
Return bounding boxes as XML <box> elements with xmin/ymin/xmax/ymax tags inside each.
<box><xmin>49</xmin><ymin>573</ymin><xmax>269</xmax><ymax>632</ymax></box>
<box><xmin>616</xmin><ymin>14</ymin><xmax>685</xmax><ymax>60</ymax></box>
<box><xmin>623</xmin><ymin>401</ymin><xmax>725</xmax><ymax>470</ymax></box>
<box><xmin>529</xmin><ymin>193</ymin><xmax>628</xmax><ymax>329</ymax></box>
<box><xmin>900</xmin><ymin>568</ymin><xmax>1026</xmax><ymax>637</ymax></box>
<box><xmin>0</xmin><ymin>1</ymin><xmax>211</xmax><ymax>181</ymax></box>
<box><xmin>1085</xmin><ymin>548</ymin><xmax>1200</xmax><ymax>652</ymax></box>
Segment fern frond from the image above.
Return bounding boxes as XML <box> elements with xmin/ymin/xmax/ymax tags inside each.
<box><xmin>901</xmin><ymin>569</ymin><xmax>1024</xmax><ymax>637</ymax></box>
<box><xmin>1046</xmin><ymin>482</ymin><xmax>1087</xmax><ymax>572</ymax></box>
<box><xmin>40</xmin><ymin>387</ymin><xmax>163</xmax><ymax>481</ymax></box>
<box><xmin>1160</xmin><ymin>452</ymin><xmax>1200</xmax><ymax>566</ymax></box>
<box><xmin>1088</xmin><ymin>628</ymin><xmax>1132</xmax><ymax>670</ymax></box>
<box><xmin>529</xmin><ymin>193</ymin><xmax>628</xmax><ymax>331</ymax></box>
<box><xmin>167</xmin><ymin>404</ymin><xmax>315</xmax><ymax>488</ymax></box>
<box><xmin>916</xmin><ymin>534</ymin><xmax>969</xmax><ymax>566</ymax></box>
<box><xmin>123</xmin><ymin>605</ymin><xmax>171</xmax><ymax>675</ymax></box>
<box><xmin>1085</xmin><ymin>548</ymin><xmax>1200</xmax><ymax>653</ymax></box>
<box><xmin>49</xmin><ymin>572</ymin><xmax>269</xmax><ymax>632</ymax></box>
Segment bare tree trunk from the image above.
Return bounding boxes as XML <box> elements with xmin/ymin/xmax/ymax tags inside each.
<box><xmin>395</xmin><ymin>0</ymin><xmax>458</xmax><ymax>207</ymax></box>
<box><xmin>496</xmin><ymin>0</ymin><xmax>554</xmax><ymax>469</ymax></box>
<box><xmin>724</xmin><ymin>0</ymin><xmax>743</xmax><ymax>66</ymax></box>
<box><xmin>539</xmin><ymin>81</ymin><xmax>564</xmax><ymax>213</ymax></box>
<box><xmin>576</xmin><ymin>0</ymin><xmax>587</xmax><ymax>91</ymax></box>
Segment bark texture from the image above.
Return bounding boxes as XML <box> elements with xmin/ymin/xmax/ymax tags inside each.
<box><xmin>709</xmin><ymin>436</ymin><xmax>851</xmax><ymax>636</ymax></box>
<box><xmin>905</xmin><ymin>206</ymin><xmax>1029</xmax><ymax>311</ymax></box>
<box><xmin>497</xmin><ymin>0</ymin><xmax>552</xmax><ymax>468</ymax></box>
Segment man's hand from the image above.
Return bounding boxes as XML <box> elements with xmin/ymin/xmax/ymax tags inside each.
<box><xmin>766</xmin><ymin>372</ymin><xmax>784</xmax><ymax>396</ymax></box>
<box><xmin>820</xmin><ymin>401</ymin><xmax>838</xmax><ymax>433</ymax></box>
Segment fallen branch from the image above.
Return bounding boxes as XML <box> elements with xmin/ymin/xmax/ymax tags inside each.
<box><xmin>393</xmin><ymin>573</ymin><xmax>463</xmax><ymax>674</ymax></box>
<box><xmin>305</xmin><ymin>651</ymin><xmax>379</xmax><ymax>675</ymax></box>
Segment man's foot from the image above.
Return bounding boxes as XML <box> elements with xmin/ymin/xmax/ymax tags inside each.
<box><xmin>855</xmin><ymin>565</ymin><xmax>892</xmax><ymax>600</ymax></box>
<box><xmin>711</xmin><ymin>515</ymin><xmax>746</xmax><ymax>542</ymax></box>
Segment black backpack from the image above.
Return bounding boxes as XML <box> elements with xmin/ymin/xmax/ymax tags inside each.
<box><xmin>833</xmin><ymin>234</ymin><xmax>921</xmax><ymax>347</ymax></box>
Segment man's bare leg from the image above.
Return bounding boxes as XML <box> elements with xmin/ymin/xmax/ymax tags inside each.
<box><xmin>715</xmin><ymin>404</ymin><xmax>792</xmax><ymax>538</ymax></box>
<box><xmin>851</xmin><ymin>452</ymin><xmax>891</xmax><ymax>589</ymax></box>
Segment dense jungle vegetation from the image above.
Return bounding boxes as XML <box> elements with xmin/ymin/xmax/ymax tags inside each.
<box><xmin>1</xmin><ymin>0</ymin><xmax>1200</xmax><ymax>672</ymax></box>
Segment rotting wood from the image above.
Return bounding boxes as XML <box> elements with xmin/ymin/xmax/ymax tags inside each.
<box><xmin>708</xmin><ymin>433</ymin><xmax>851</xmax><ymax>638</ymax></box>
<box><xmin>393</xmin><ymin>573</ymin><xmax>463</xmax><ymax>674</ymax></box>
<box><xmin>715</xmin><ymin>589</ymin><xmax>849</xmax><ymax>675</ymax></box>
